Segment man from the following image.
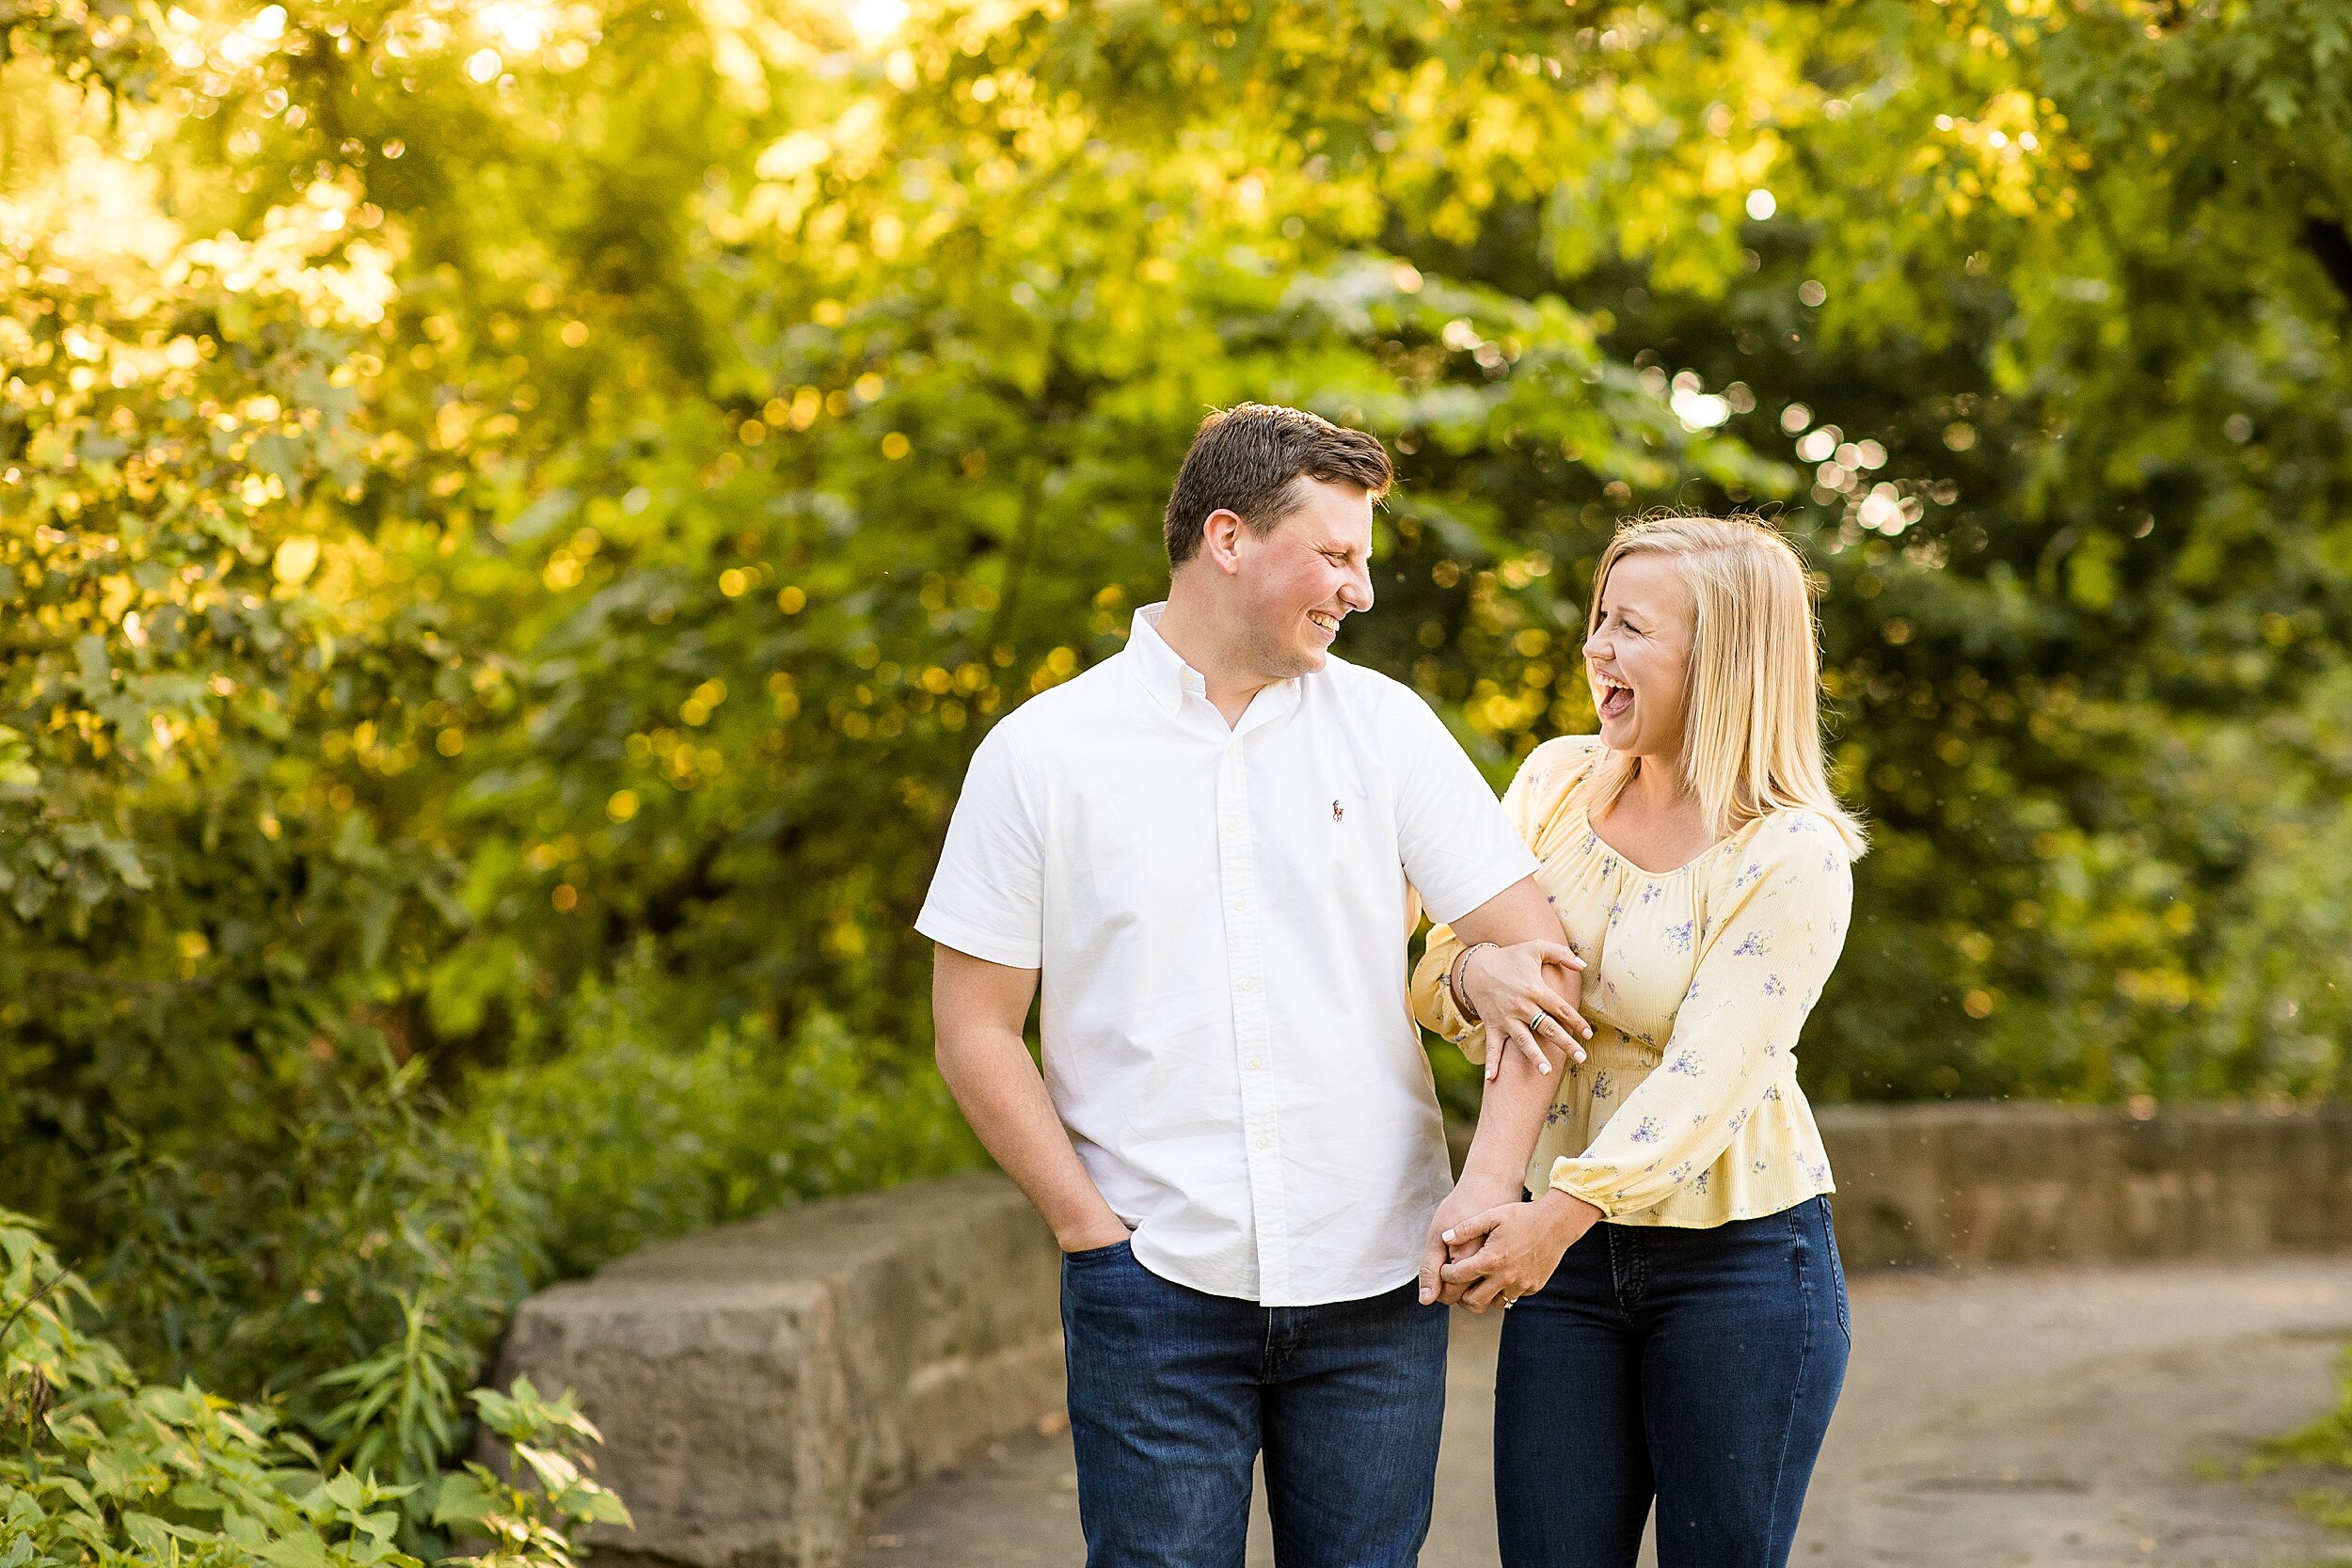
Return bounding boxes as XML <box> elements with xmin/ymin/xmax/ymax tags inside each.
<box><xmin>918</xmin><ymin>404</ymin><xmax>1582</xmax><ymax>1568</ymax></box>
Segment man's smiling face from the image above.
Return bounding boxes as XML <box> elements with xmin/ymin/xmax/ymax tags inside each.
<box><xmin>1232</xmin><ymin>479</ymin><xmax>1376</xmax><ymax>680</ymax></box>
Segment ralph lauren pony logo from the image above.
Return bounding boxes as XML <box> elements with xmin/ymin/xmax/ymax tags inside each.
<box><xmin>1331</xmin><ymin>800</ymin><xmax>1345</xmax><ymax>822</ymax></box>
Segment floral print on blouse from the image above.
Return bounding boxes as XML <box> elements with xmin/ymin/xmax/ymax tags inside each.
<box><xmin>1410</xmin><ymin>735</ymin><xmax>1853</xmax><ymax>1227</ymax></box>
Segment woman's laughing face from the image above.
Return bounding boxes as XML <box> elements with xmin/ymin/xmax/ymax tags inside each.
<box><xmin>1583</xmin><ymin>552</ymin><xmax>1694</xmax><ymax>761</ymax></box>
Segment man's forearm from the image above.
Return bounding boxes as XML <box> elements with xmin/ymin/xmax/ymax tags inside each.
<box><xmin>1444</xmin><ymin>875</ymin><xmax>1576</xmax><ymax>1200</ymax></box>
<box><xmin>1456</xmin><ymin>1037</ymin><xmax>1562</xmax><ymax>1201</ymax></box>
<box><xmin>936</xmin><ymin>1027</ymin><xmax>1126</xmax><ymax>1249</ymax></box>
<box><xmin>1422</xmin><ymin>1029</ymin><xmax>1564</xmax><ymax>1303</ymax></box>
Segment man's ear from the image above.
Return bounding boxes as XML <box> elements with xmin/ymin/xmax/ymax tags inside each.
<box><xmin>1200</xmin><ymin>508</ymin><xmax>1248</xmax><ymax>576</ymax></box>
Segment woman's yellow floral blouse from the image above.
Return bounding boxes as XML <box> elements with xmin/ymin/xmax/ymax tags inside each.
<box><xmin>1411</xmin><ymin>736</ymin><xmax>1853</xmax><ymax>1227</ymax></box>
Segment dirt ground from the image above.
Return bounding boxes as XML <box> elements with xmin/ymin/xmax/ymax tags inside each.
<box><xmin>848</xmin><ymin>1256</ymin><xmax>2352</xmax><ymax>1568</ymax></box>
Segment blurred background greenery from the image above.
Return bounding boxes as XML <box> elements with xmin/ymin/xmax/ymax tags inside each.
<box><xmin>4</xmin><ymin>0</ymin><xmax>2351</xmax><ymax>1553</ymax></box>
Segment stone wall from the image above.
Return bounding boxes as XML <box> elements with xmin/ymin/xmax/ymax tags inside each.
<box><xmin>494</xmin><ymin>1172</ymin><xmax>1061</xmax><ymax>1568</ymax></box>
<box><xmin>497</xmin><ymin>1103</ymin><xmax>2352</xmax><ymax>1568</ymax></box>
<box><xmin>1816</xmin><ymin>1101</ymin><xmax>2352</xmax><ymax>1270</ymax></box>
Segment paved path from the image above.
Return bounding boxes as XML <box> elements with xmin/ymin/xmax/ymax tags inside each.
<box><xmin>850</xmin><ymin>1257</ymin><xmax>2352</xmax><ymax>1568</ymax></box>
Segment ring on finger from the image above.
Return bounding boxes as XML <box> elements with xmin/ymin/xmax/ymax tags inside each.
<box><xmin>1525</xmin><ymin>1012</ymin><xmax>1549</xmax><ymax>1035</ymax></box>
<box><xmin>1500</xmin><ymin>1294</ymin><xmax>1518</xmax><ymax>1309</ymax></box>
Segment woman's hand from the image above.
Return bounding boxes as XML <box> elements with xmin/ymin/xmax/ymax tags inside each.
<box><xmin>1438</xmin><ymin>1189</ymin><xmax>1602</xmax><ymax>1312</ymax></box>
<box><xmin>1460</xmin><ymin>939</ymin><xmax>1594</xmax><ymax>1081</ymax></box>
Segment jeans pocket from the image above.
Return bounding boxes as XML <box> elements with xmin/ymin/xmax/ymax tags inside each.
<box><xmin>1063</xmin><ymin>1237</ymin><xmax>1134</xmax><ymax>1265</ymax></box>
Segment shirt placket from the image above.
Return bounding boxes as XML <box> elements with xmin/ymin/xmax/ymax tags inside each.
<box><xmin>1216</xmin><ymin>730</ymin><xmax>1288</xmax><ymax>1303</ymax></box>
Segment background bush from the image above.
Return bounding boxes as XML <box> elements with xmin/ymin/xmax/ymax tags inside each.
<box><xmin>59</xmin><ymin>969</ymin><xmax>975</xmax><ymax>1551</ymax></box>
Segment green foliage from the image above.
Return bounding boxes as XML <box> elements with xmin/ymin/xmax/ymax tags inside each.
<box><xmin>0</xmin><ymin>1210</ymin><xmax>622</xmax><ymax>1567</ymax></box>
<box><xmin>85</xmin><ymin>1058</ymin><xmax>544</xmax><ymax>1508</ymax></box>
<box><xmin>480</xmin><ymin>988</ymin><xmax>979</xmax><ymax>1278</ymax></box>
<box><xmin>431</xmin><ymin>1382</ymin><xmax>631</xmax><ymax>1568</ymax></box>
<box><xmin>2256</xmin><ymin>1342</ymin><xmax>2352</xmax><ymax>1533</ymax></box>
<box><xmin>70</xmin><ymin>976</ymin><xmax>972</xmax><ymax>1550</ymax></box>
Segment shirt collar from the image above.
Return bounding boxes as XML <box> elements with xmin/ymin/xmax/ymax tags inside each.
<box><xmin>1126</xmin><ymin>603</ymin><xmax>1303</xmax><ymax>728</ymax></box>
<box><xmin>1127</xmin><ymin>603</ymin><xmax>1207</xmax><ymax>715</ymax></box>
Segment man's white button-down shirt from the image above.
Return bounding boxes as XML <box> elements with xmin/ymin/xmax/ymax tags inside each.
<box><xmin>917</xmin><ymin>605</ymin><xmax>1535</xmax><ymax>1306</ymax></box>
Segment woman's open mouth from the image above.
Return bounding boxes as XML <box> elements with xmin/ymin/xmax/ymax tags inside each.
<box><xmin>1595</xmin><ymin>673</ymin><xmax>1633</xmax><ymax>721</ymax></box>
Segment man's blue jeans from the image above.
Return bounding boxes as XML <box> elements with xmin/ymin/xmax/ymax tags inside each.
<box><xmin>1059</xmin><ymin>1240</ymin><xmax>1449</xmax><ymax>1568</ymax></box>
<box><xmin>1493</xmin><ymin>1196</ymin><xmax>1851</xmax><ymax>1568</ymax></box>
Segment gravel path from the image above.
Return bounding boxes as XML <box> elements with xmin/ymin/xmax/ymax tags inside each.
<box><xmin>849</xmin><ymin>1256</ymin><xmax>2352</xmax><ymax>1568</ymax></box>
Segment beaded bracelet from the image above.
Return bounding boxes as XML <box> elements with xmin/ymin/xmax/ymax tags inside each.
<box><xmin>1448</xmin><ymin>942</ymin><xmax>1497</xmax><ymax>1023</ymax></box>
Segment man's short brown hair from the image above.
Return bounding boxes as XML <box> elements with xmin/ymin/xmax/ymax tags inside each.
<box><xmin>1163</xmin><ymin>404</ymin><xmax>1392</xmax><ymax>566</ymax></box>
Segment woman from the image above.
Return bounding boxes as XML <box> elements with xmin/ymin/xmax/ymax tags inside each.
<box><xmin>1412</xmin><ymin>515</ymin><xmax>1866</xmax><ymax>1568</ymax></box>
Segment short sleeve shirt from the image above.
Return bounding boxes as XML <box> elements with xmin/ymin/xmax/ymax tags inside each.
<box><xmin>917</xmin><ymin>604</ymin><xmax>1535</xmax><ymax>1305</ymax></box>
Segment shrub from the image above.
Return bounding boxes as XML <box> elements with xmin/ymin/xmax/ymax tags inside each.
<box><xmin>0</xmin><ymin>1210</ymin><xmax>624</xmax><ymax>1567</ymax></box>
<box><xmin>63</xmin><ymin>976</ymin><xmax>978</xmax><ymax>1555</ymax></box>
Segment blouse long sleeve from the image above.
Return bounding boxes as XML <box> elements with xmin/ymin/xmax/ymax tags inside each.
<box><xmin>1408</xmin><ymin>914</ymin><xmax>1482</xmax><ymax>1054</ymax></box>
<box><xmin>1546</xmin><ymin>812</ymin><xmax>1852</xmax><ymax>1220</ymax></box>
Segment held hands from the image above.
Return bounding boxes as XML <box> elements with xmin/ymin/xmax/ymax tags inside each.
<box><xmin>1459</xmin><ymin>939</ymin><xmax>1595</xmax><ymax>1082</ymax></box>
<box><xmin>1418</xmin><ymin>1175</ymin><xmax>1516</xmax><ymax>1305</ymax></box>
<box><xmin>1437</xmin><ymin>1189</ymin><xmax>1602</xmax><ymax>1312</ymax></box>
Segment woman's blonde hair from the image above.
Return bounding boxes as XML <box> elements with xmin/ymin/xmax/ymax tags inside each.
<box><xmin>1576</xmin><ymin>515</ymin><xmax>1867</xmax><ymax>859</ymax></box>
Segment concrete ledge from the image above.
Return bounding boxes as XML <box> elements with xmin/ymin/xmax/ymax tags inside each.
<box><xmin>499</xmin><ymin>1103</ymin><xmax>2352</xmax><ymax>1567</ymax></box>
<box><xmin>494</xmin><ymin>1171</ymin><xmax>1060</xmax><ymax>1568</ymax></box>
<box><xmin>1816</xmin><ymin>1101</ymin><xmax>2352</xmax><ymax>1269</ymax></box>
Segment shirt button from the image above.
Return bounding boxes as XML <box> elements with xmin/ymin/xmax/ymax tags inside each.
<box><xmin>1254</xmin><ymin>1136</ymin><xmax>1270</xmax><ymax>1149</ymax></box>
<box><xmin>1230</xmin><ymin>898</ymin><xmax>1247</xmax><ymax>913</ymax></box>
<box><xmin>1237</xmin><ymin>977</ymin><xmax>1257</xmax><ymax>992</ymax></box>
<box><xmin>1247</xmin><ymin>1057</ymin><xmax>1264</xmax><ymax>1070</ymax></box>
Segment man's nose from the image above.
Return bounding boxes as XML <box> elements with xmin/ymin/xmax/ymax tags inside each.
<box><xmin>1340</xmin><ymin>563</ymin><xmax>1374</xmax><ymax>613</ymax></box>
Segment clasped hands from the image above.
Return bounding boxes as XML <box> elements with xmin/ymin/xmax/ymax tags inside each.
<box><xmin>1419</xmin><ymin>935</ymin><xmax>1602</xmax><ymax>1310</ymax></box>
<box><xmin>1427</xmin><ymin>1185</ymin><xmax>1603</xmax><ymax>1311</ymax></box>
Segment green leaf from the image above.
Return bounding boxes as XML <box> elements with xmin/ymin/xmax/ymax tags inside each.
<box><xmin>256</xmin><ymin>1533</ymin><xmax>333</xmax><ymax>1568</ymax></box>
<box><xmin>85</xmin><ymin>1449</ymin><xmax>143</xmax><ymax>1499</ymax></box>
<box><xmin>120</xmin><ymin>1512</ymin><xmax>173</xmax><ymax>1556</ymax></box>
<box><xmin>513</xmin><ymin>1442</ymin><xmax>580</xmax><ymax>1496</ymax></box>
<box><xmin>570</xmin><ymin>1483</ymin><xmax>632</xmax><ymax>1528</ymax></box>
<box><xmin>428</xmin><ymin>1470</ymin><xmax>498</xmax><ymax>1528</ymax></box>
